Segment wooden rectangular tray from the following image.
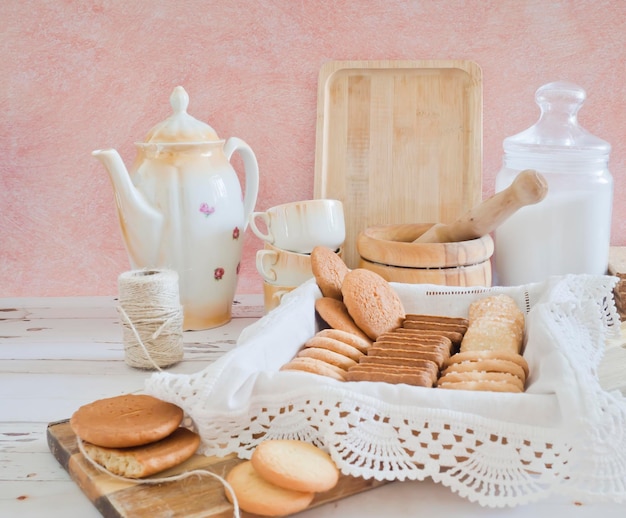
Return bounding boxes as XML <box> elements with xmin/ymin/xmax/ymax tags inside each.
<box><xmin>314</xmin><ymin>60</ymin><xmax>483</xmax><ymax>268</ymax></box>
<box><xmin>47</xmin><ymin>419</ymin><xmax>389</xmax><ymax>517</ymax></box>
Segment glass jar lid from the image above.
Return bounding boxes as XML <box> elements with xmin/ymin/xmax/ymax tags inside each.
<box><xmin>504</xmin><ymin>81</ymin><xmax>610</xmax><ymax>159</ymax></box>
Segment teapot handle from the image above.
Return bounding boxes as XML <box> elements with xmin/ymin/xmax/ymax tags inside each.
<box><xmin>224</xmin><ymin>137</ymin><xmax>259</xmax><ymax>230</ymax></box>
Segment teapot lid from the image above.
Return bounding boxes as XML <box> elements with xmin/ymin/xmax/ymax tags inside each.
<box><xmin>143</xmin><ymin>86</ymin><xmax>220</xmax><ymax>143</ymax></box>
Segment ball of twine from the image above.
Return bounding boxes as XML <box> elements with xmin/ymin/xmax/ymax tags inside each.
<box><xmin>117</xmin><ymin>269</ymin><xmax>184</xmax><ymax>370</ymax></box>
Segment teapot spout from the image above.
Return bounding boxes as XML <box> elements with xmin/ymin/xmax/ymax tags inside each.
<box><xmin>92</xmin><ymin>149</ymin><xmax>164</xmax><ymax>268</ymax></box>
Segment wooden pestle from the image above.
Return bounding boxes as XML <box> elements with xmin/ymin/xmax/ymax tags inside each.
<box><xmin>413</xmin><ymin>169</ymin><xmax>548</xmax><ymax>244</ymax></box>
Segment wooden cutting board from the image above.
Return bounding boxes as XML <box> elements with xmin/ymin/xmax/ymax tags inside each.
<box><xmin>47</xmin><ymin>419</ymin><xmax>389</xmax><ymax>517</ymax></box>
<box><xmin>314</xmin><ymin>60</ymin><xmax>483</xmax><ymax>268</ymax></box>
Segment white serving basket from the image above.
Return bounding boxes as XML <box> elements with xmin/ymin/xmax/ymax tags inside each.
<box><xmin>146</xmin><ymin>274</ymin><xmax>626</xmax><ymax>508</ymax></box>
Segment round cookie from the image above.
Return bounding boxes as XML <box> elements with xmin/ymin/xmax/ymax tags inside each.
<box><xmin>70</xmin><ymin>394</ymin><xmax>184</xmax><ymax>448</ymax></box>
<box><xmin>297</xmin><ymin>346</ymin><xmax>357</xmax><ymax>370</ymax></box>
<box><xmin>251</xmin><ymin>439</ymin><xmax>339</xmax><ymax>493</ymax></box>
<box><xmin>82</xmin><ymin>427</ymin><xmax>200</xmax><ymax>478</ymax></box>
<box><xmin>437</xmin><ymin>370</ymin><xmax>524</xmax><ymax>391</ymax></box>
<box><xmin>341</xmin><ymin>269</ymin><xmax>406</xmax><ymax>340</ymax></box>
<box><xmin>304</xmin><ymin>335</ymin><xmax>364</xmax><ymax>362</ymax></box>
<box><xmin>316</xmin><ymin>328</ymin><xmax>373</xmax><ymax>352</ymax></box>
<box><xmin>311</xmin><ymin>246</ymin><xmax>350</xmax><ymax>300</ymax></box>
<box><xmin>437</xmin><ymin>380</ymin><xmax>523</xmax><ymax>393</ymax></box>
<box><xmin>314</xmin><ymin>297</ymin><xmax>371</xmax><ymax>341</ymax></box>
<box><xmin>225</xmin><ymin>460</ymin><xmax>315</xmax><ymax>516</ymax></box>
<box><xmin>281</xmin><ymin>356</ymin><xmax>347</xmax><ymax>381</ymax></box>
<box><xmin>441</xmin><ymin>358</ymin><xmax>527</xmax><ymax>382</ymax></box>
<box><xmin>445</xmin><ymin>350</ymin><xmax>529</xmax><ymax>377</ymax></box>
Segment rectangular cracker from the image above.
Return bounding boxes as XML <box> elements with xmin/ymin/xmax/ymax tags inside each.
<box><xmin>367</xmin><ymin>347</ymin><xmax>446</xmax><ymax>367</ymax></box>
<box><xmin>391</xmin><ymin>327</ymin><xmax>464</xmax><ymax>345</ymax></box>
<box><xmin>402</xmin><ymin>321</ymin><xmax>468</xmax><ymax>335</ymax></box>
<box><xmin>358</xmin><ymin>356</ymin><xmax>439</xmax><ymax>379</ymax></box>
<box><xmin>404</xmin><ymin>314</ymin><xmax>469</xmax><ymax>327</ymax></box>
<box><xmin>376</xmin><ymin>332</ymin><xmax>454</xmax><ymax>350</ymax></box>
<box><xmin>345</xmin><ymin>368</ymin><xmax>434</xmax><ymax>387</ymax></box>
<box><xmin>373</xmin><ymin>341</ymin><xmax>451</xmax><ymax>360</ymax></box>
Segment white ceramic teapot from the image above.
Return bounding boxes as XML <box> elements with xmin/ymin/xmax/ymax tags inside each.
<box><xmin>93</xmin><ymin>86</ymin><xmax>259</xmax><ymax>330</ymax></box>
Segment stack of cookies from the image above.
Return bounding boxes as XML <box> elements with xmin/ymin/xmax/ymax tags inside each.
<box><xmin>226</xmin><ymin>439</ymin><xmax>339</xmax><ymax>516</ymax></box>
<box><xmin>346</xmin><ymin>315</ymin><xmax>470</xmax><ymax>387</ymax></box>
<box><xmin>437</xmin><ymin>294</ymin><xmax>528</xmax><ymax>393</ymax></box>
<box><xmin>285</xmin><ymin>246</ymin><xmax>530</xmax><ymax>394</ymax></box>
<box><xmin>281</xmin><ymin>329</ymin><xmax>370</xmax><ymax>381</ymax></box>
<box><xmin>285</xmin><ymin>247</ymin><xmax>456</xmax><ymax>387</ymax></box>
<box><xmin>281</xmin><ymin>246</ymin><xmax>408</xmax><ymax>381</ymax></box>
<box><xmin>70</xmin><ymin>394</ymin><xmax>200</xmax><ymax>478</ymax></box>
<box><xmin>311</xmin><ymin>246</ymin><xmax>406</xmax><ymax>342</ymax></box>
<box><xmin>438</xmin><ymin>350</ymin><xmax>529</xmax><ymax>393</ymax></box>
<box><xmin>402</xmin><ymin>314</ymin><xmax>468</xmax><ymax>349</ymax></box>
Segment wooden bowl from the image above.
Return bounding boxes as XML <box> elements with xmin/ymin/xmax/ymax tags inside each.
<box><xmin>356</xmin><ymin>223</ymin><xmax>494</xmax><ymax>286</ymax></box>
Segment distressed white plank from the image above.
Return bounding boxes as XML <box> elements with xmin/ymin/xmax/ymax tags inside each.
<box><xmin>0</xmin><ymin>422</ymin><xmax>84</xmax><ymax>491</ymax></box>
<box><xmin>0</xmin><ymin>295</ymin><xmax>263</xmax><ymax>318</ymax></box>
<box><xmin>0</xmin><ymin>481</ymin><xmax>102</xmax><ymax>518</ymax></box>
<box><xmin>0</xmin><ymin>317</ymin><xmax>121</xmax><ymax>343</ymax></box>
<box><xmin>0</xmin><ymin>315</ymin><xmax>257</xmax><ymax>344</ymax></box>
<box><xmin>0</xmin><ymin>318</ymin><xmax>255</xmax><ymax>358</ymax></box>
<box><xmin>0</xmin><ymin>343</ymin><xmax>124</xmax><ymax>361</ymax></box>
<box><xmin>0</xmin><ymin>373</ymin><xmax>147</xmax><ymax>422</ymax></box>
<box><xmin>0</xmin><ymin>422</ymin><xmax>49</xmax><ymax>454</ymax></box>
<box><xmin>1</xmin><ymin>358</ymin><xmax>216</xmax><ymax>376</ymax></box>
<box><xmin>1</xmin><ymin>451</ymin><xmax>71</xmax><ymax>482</ymax></box>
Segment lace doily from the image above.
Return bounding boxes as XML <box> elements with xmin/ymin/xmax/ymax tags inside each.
<box><xmin>145</xmin><ymin>274</ymin><xmax>626</xmax><ymax>508</ymax></box>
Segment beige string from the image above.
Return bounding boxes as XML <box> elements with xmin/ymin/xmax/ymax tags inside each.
<box><xmin>117</xmin><ymin>269</ymin><xmax>184</xmax><ymax>370</ymax></box>
<box><xmin>76</xmin><ymin>436</ymin><xmax>240</xmax><ymax>517</ymax></box>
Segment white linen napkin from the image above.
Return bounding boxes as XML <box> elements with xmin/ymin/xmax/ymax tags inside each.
<box><xmin>146</xmin><ymin>274</ymin><xmax>626</xmax><ymax>507</ymax></box>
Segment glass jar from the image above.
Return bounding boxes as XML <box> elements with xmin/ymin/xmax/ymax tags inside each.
<box><xmin>494</xmin><ymin>81</ymin><xmax>613</xmax><ymax>286</ymax></box>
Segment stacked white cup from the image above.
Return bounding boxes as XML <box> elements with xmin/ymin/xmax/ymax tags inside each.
<box><xmin>249</xmin><ymin>199</ymin><xmax>345</xmax><ymax>313</ymax></box>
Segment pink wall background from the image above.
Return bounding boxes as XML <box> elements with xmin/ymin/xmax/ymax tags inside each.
<box><xmin>2</xmin><ymin>0</ymin><xmax>625</xmax><ymax>297</ymax></box>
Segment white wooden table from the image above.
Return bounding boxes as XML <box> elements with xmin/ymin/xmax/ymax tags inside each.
<box><xmin>2</xmin><ymin>296</ymin><xmax>626</xmax><ymax>517</ymax></box>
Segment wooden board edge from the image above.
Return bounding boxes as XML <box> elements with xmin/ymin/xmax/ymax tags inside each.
<box><xmin>318</xmin><ymin>59</ymin><xmax>482</xmax><ymax>77</ymax></box>
<box><xmin>47</xmin><ymin>418</ymin><xmax>393</xmax><ymax>517</ymax></box>
<box><xmin>47</xmin><ymin>419</ymin><xmax>73</xmax><ymax>471</ymax></box>
<box><xmin>48</xmin><ymin>419</ymin><xmax>127</xmax><ymax>518</ymax></box>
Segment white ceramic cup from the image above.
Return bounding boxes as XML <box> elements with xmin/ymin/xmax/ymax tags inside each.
<box><xmin>256</xmin><ymin>243</ymin><xmax>315</xmax><ymax>286</ymax></box>
<box><xmin>262</xmin><ymin>281</ymin><xmax>297</xmax><ymax>313</ymax></box>
<box><xmin>249</xmin><ymin>199</ymin><xmax>345</xmax><ymax>254</ymax></box>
